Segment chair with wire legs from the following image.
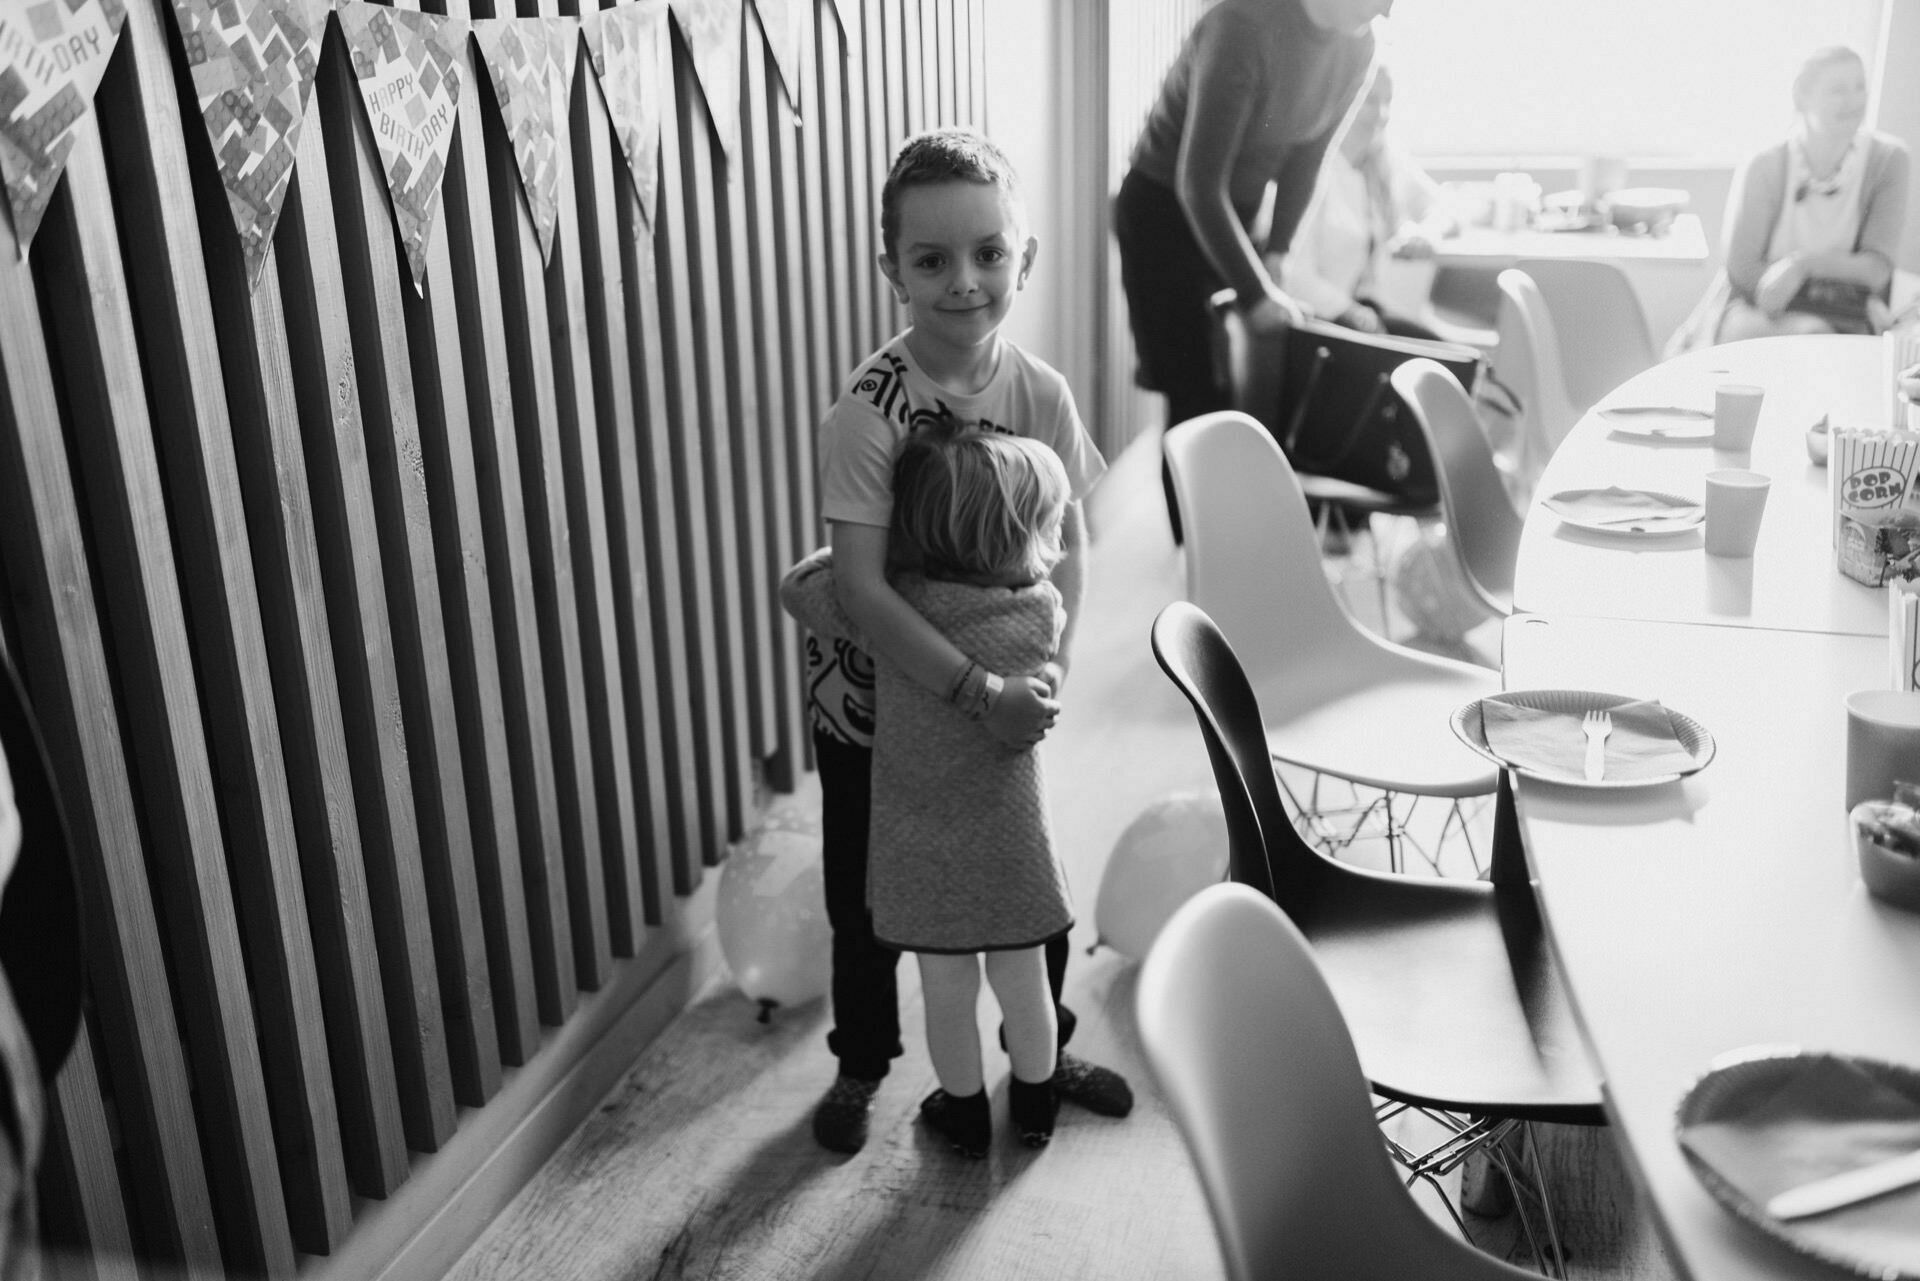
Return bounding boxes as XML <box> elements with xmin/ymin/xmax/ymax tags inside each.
<box><xmin>1140</xmin><ymin>882</ymin><xmax>1561</xmax><ymax>1281</ymax></box>
<box><xmin>1163</xmin><ymin>409</ymin><xmax>1499</xmax><ymax>875</ymax></box>
<box><xmin>1151</xmin><ymin>600</ymin><xmax>1609</xmax><ymax>1274</ymax></box>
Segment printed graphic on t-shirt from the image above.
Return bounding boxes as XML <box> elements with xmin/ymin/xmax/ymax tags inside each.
<box><xmin>851</xmin><ymin>351</ymin><xmax>1018</xmax><ymax>438</ymax></box>
<box><xmin>804</xmin><ymin>630</ymin><xmax>876</xmax><ymax>747</ymax></box>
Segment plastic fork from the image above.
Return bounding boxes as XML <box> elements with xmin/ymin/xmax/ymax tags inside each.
<box><xmin>1582</xmin><ymin>709</ymin><xmax>1612</xmax><ymax>782</ymax></box>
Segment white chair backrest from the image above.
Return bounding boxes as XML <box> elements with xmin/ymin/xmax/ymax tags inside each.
<box><xmin>1391</xmin><ymin>359</ymin><xmax>1519</xmax><ymax>616</ymax></box>
<box><xmin>1494</xmin><ymin>268</ymin><xmax>1578</xmax><ymax>498</ymax></box>
<box><xmin>1160</xmin><ymin>412</ymin><xmax>1364</xmax><ymax>693</ymax></box>
<box><xmin>1138</xmin><ymin>884</ymin><xmax>1539</xmax><ymax>1281</ymax></box>
<box><xmin>1514</xmin><ymin>257</ymin><xmax>1656</xmax><ymax>415</ymax></box>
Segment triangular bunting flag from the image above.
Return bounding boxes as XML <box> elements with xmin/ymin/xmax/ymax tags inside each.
<box><xmin>0</xmin><ymin>0</ymin><xmax>129</xmax><ymax>255</ymax></box>
<box><xmin>337</xmin><ymin>2</ymin><xmax>466</xmax><ymax>295</ymax></box>
<box><xmin>580</xmin><ymin>0</ymin><xmax>665</xmax><ymax>229</ymax></box>
<box><xmin>169</xmin><ymin>0</ymin><xmax>329</xmax><ymax>290</ymax></box>
<box><xmin>749</xmin><ymin>0</ymin><xmax>805</xmax><ymax>118</ymax></box>
<box><xmin>671</xmin><ymin>0</ymin><xmax>738</xmax><ymax>160</ymax></box>
<box><xmin>825</xmin><ymin>0</ymin><xmax>855</xmax><ymax>55</ymax></box>
<box><xmin>471</xmin><ymin>14</ymin><xmax>576</xmax><ymax>266</ymax></box>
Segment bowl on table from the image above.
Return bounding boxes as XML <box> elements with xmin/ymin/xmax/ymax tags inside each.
<box><xmin>1849</xmin><ymin>800</ymin><xmax>1920</xmax><ymax>911</ymax></box>
<box><xmin>1603</xmin><ymin>187</ymin><xmax>1690</xmax><ymax>235</ymax></box>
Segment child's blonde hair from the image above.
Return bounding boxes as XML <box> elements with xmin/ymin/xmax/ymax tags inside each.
<box><xmin>889</xmin><ymin>418</ymin><xmax>1068</xmax><ymax>585</ymax></box>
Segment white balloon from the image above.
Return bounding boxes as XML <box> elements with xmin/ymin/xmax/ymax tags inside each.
<box><xmin>716</xmin><ymin>826</ymin><xmax>831</xmax><ymax>1015</ymax></box>
<box><xmin>1094</xmin><ymin>791</ymin><xmax>1230</xmax><ymax>960</ymax></box>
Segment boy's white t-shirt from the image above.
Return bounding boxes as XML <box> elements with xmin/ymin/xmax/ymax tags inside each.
<box><xmin>806</xmin><ymin>331</ymin><xmax>1107</xmax><ymax>747</ymax></box>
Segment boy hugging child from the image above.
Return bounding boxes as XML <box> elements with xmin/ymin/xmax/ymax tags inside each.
<box><xmin>784</xmin><ymin>128</ymin><xmax>1131</xmax><ymax>1158</ymax></box>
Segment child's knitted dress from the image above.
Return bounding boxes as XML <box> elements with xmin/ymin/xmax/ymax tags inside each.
<box><xmin>780</xmin><ymin>549</ymin><xmax>1074</xmax><ymax>953</ymax></box>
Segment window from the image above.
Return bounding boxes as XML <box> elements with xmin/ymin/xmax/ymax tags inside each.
<box><xmin>1380</xmin><ymin>0</ymin><xmax>1889</xmax><ymax>163</ymax></box>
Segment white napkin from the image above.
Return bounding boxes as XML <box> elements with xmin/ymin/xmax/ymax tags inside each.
<box><xmin>1480</xmin><ymin>698</ymin><xmax>1698</xmax><ymax>781</ymax></box>
<box><xmin>1544</xmin><ymin>487</ymin><xmax>1702</xmax><ymax>530</ymax></box>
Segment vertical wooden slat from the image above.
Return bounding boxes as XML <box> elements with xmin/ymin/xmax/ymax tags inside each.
<box><xmin>275</xmin><ymin>119</ymin><xmax>460</xmax><ymax>1154</ymax></box>
<box><xmin>382</xmin><ymin>0</ymin><xmax>543</xmax><ymax>1069</ymax></box>
<box><xmin>970</xmin><ymin>0</ymin><xmax>987</xmax><ymax>134</ymax></box>
<box><xmin>863</xmin><ymin>0</ymin><xmax>894</xmax><ymax>349</ymax></box>
<box><xmin>571</xmin><ymin>0</ymin><xmax>678</xmax><ymax>927</ymax></box>
<box><xmin>478</xmin><ymin>8</ymin><xmax>615</xmax><ymax>990</ymax></box>
<box><xmin>613</xmin><ymin>17</ymin><xmax>706</xmax><ymax>895</ymax></box>
<box><xmin>440</xmin><ymin>0</ymin><xmax>580</xmax><ymax>1029</ymax></box>
<box><xmin>806</xmin><ymin>1</ymin><xmax>854</xmax><ymax>399</ymax></box>
<box><xmin>527</xmin><ymin>0</ymin><xmax>647</xmax><ymax>959</ymax></box>
<box><xmin>316</xmin><ymin>34</ymin><xmax>502</xmax><ymax>1105</ymax></box>
<box><xmin>39</xmin><ymin>1026</ymin><xmax>136</xmax><ymax>1279</ymax></box>
<box><xmin>900</xmin><ymin>0</ymin><xmax>924</xmax><ymax>135</ymax></box>
<box><xmin>0</xmin><ymin>162</ymin><xmax>222</xmax><ymax>1281</ymax></box>
<box><xmin>743</xmin><ymin>1</ymin><xmax>807</xmax><ymax>790</ymax></box>
<box><xmin>938</xmin><ymin>0</ymin><xmax>956</xmax><ymax>125</ymax></box>
<box><xmin>714</xmin><ymin>24</ymin><xmax>780</xmax><ymax>779</ymax></box>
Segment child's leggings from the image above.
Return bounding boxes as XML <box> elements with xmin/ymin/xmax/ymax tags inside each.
<box><xmin>917</xmin><ymin>947</ymin><xmax>1057</xmax><ymax>1096</ymax></box>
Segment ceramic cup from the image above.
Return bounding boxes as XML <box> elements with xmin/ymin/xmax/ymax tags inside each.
<box><xmin>1714</xmin><ymin>384</ymin><xmax>1765</xmax><ymax>451</ymax></box>
<box><xmin>1845</xmin><ymin>689</ymin><xmax>1920</xmax><ymax>810</ymax></box>
<box><xmin>1703</xmin><ymin>469</ymin><xmax>1771</xmax><ymax>556</ymax></box>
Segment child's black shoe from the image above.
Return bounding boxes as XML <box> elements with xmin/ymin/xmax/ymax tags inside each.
<box><xmin>1008</xmin><ymin>1075</ymin><xmax>1057</xmax><ymax>1148</ymax></box>
<box><xmin>918</xmin><ymin>1088</ymin><xmax>990</xmax><ymax>1158</ymax></box>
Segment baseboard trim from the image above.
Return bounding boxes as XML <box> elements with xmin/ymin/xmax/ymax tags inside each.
<box><xmin>299</xmin><ymin>878</ymin><xmax>723</xmax><ymax>1281</ymax></box>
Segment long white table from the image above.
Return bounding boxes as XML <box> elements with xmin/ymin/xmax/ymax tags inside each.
<box><xmin>1506</xmin><ymin>336</ymin><xmax>1920</xmax><ymax>1280</ymax></box>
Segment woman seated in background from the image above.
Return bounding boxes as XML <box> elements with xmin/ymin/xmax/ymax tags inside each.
<box><xmin>1672</xmin><ymin>45</ymin><xmax>1909</xmax><ymax>352</ymax></box>
<box><xmin>1274</xmin><ymin>63</ymin><xmax>1459</xmax><ymax>340</ymax></box>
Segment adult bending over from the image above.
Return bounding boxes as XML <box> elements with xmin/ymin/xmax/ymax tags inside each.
<box><xmin>1113</xmin><ymin>0</ymin><xmax>1394</xmax><ymax>539</ymax></box>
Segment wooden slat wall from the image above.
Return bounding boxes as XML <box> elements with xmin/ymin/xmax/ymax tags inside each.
<box><xmin>0</xmin><ymin>0</ymin><xmax>977</xmax><ymax>1274</ymax></box>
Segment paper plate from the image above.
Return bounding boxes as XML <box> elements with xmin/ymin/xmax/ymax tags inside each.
<box><xmin>1449</xmin><ymin>688</ymin><xmax>1715</xmax><ymax>788</ymax></box>
<box><xmin>1544</xmin><ymin>488</ymin><xmax>1704</xmax><ymax>536</ymax></box>
<box><xmin>1676</xmin><ymin>1046</ymin><xmax>1920</xmax><ymax>1280</ymax></box>
<box><xmin>1599</xmin><ymin>405</ymin><xmax>1716</xmax><ymax>440</ymax></box>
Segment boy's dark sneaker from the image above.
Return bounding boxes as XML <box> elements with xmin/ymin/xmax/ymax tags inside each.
<box><xmin>812</xmin><ymin>1074</ymin><xmax>881</xmax><ymax>1154</ymax></box>
<box><xmin>1008</xmin><ymin>1075</ymin><xmax>1058</xmax><ymax>1148</ymax></box>
<box><xmin>918</xmin><ymin>1088</ymin><xmax>991</xmax><ymax>1158</ymax></box>
<box><xmin>1054</xmin><ymin>1052</ymin><xmax>1134</xmax><ymax>1117</ymax></box>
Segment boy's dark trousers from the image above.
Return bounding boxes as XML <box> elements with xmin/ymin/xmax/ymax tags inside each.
<box><xmin>814</xmin><ymin>731</ymin><xmax>1076</xmax><ymax>1081</ymax></box>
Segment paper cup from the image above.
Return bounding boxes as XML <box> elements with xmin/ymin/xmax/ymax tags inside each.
<box><xmin>1703</xmin><ymin>469</ymin><xmax>1770</xmax><ymax>556</ymax></box>
<box><xmin>1846</xmin><ymin>690</ymin><xmax>1920</xmax><ymax>810</ymax></box>
<box><xmin>1713</xmin><ymin>384</ymin><xmax>1765</xmax><ymax>451</ymax></box>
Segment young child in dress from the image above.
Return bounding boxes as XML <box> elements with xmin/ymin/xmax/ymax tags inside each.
<box><xmin>783</xmin><ymin>422</ymin><xmax>1075</xmax><ymax>1155</ymax></box>
<box><xmin>795</xmin><ymin>127</ymin><xmax>1129</xmax><ymax>1158</ymax></box>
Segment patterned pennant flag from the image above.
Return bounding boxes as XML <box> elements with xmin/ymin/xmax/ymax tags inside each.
<box><xmin>471</xmin><ymin>14</ymin><xmax>576</xmax><ymax>266</ymax></box>
<box><xmin>750</xmin><ymin>0</ymin><xmax>804</xmax><ymax>118</ymax></box>
<box><xmin>580</xmin><ymin>0</ymin><xmax>665</xmax><ymax>229</ymax></box>
<box><xmin>0</xmin><ymin>0</ymin><xmax>128</xmax><ymax>254</ymax></box>
<box><xmin>337</xmin><ymin>1</ymin><xmax>466</xmax><ymax>295</ymax></box>
<box><xmin>671</xmin><ymin>0</ymin><xmax>737</xmax><ymax>160</ymax></box>
<box><xmin>169</xmin><ymin>0</ymin><xmax>329</xmax><ymax>290</ymax></box>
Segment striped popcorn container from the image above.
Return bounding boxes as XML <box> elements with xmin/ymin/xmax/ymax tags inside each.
<box><xmin>1832</xmin><ymin>425</ymin><xmax>1920</xmax><ymax>584</ymax></box>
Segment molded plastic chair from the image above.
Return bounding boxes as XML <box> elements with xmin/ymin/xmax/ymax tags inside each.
<box><xmin>1139</xmin><ymin>883</ymin><xmax>1546</xmax><ymax>1281</ymax></box>
<box><xmin>1161</xmin><ymin>411</ymin><xmax>1498</xmax><ymax>804</ymax></box>
<box><xmin>1493</xmin><ymin>269</ymin><xmax>1578</xmax><ymax>502</ymax></box>
<box><xmin>1391</xmin><ymin>358</ymin><xmax>1521</xmax><ymax>618</ymax></box>
<box><xmin>1514</xmin><ymin>258</ymin><xmax>1657</xmax><ymax>416</ymax></box>
<box><xmin>1151</xmin><ymin>601</ymin><xmax>1607</xmax><ymax>1272</ymax></box>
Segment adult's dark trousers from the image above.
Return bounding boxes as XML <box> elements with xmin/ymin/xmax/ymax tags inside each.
<box><xmin>816</xmin><ymin>730</ymin><xmax>1077</xmax><ymax>1082</ymax></box>
<box><xmin>1112</xmin><ymin>168</ymin><xmax>1237</xmax><ymax>545</ymax></box>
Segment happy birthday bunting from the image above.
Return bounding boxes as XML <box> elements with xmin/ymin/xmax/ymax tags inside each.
<box><xmin>580</xmin><ymin>0</ymin><xmax>665</xmax><ymax>228</ymax></box>
<box><xmin>750</xmin><ymin>0</ymin><xmax>805</xmax><ymax>117</ymax></box>
<box><xmin>170</xmin><ymin>0</ymin><xmax>328</xmax><ymax>289</ymax></box>
<box><xmin>671</xmin><ymin>0</ymin><xmax>737</xmax><ymax>160</ymax></box>
<box><xmin>471</xmin><ymin>14</ymin><xmax>576</xmax><ymax>265</ymax></box>
<box><xmin>337</xmin><ymin>1</ymin><xmax>465</xmax><ymax>295</ymax></box>
<box><xmin>0</xmin><ymin>0</ymin><xmax>127</xmax><ymax>254</ymax></box>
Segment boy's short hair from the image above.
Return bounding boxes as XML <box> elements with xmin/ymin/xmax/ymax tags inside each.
<box><xmin>888</xmin><ymin>419</ymin><xmax>1068</xmax><ymax>585</ymax></box>
<box><xmin>880</xmin><ymin>128</ymin><xmax>1022</xmax><ymax>259</ymax></box>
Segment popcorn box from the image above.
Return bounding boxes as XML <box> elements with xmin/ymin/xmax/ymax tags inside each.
<box><xmin>1832</xmin><ymin>425</ymin><xmax>1920</xmax><ymax>585</ymax></box>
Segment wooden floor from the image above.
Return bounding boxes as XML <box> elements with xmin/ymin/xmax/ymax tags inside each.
<box><xmin>443</xmin><ymin>428</ymin><xmax>1682</xmax><ymax>1281</ymax></box>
